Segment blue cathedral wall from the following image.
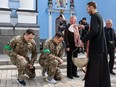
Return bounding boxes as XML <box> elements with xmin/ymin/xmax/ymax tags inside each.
<box><xmin>38</xmin><ymin>1</ymin><xmax>48</xmax><ymax>39</ymax></box>
<box><xmin>38</xmin><ymin>0</ymin><xmax>116</xmax><ymax>39</ymax></box>
<box><xmin>9</xmin><ymin>0</ymin><xmax>116</xmax><ymax>39</ymax></box>
<box><xmin>38</xmin><ymin>0</ymin><xmax>72</xmax><ymax>39</ymax></box>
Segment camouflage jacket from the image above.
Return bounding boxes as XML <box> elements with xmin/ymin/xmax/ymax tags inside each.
<box><xmin>39</xmin><ymin>39</ymin><xmax>64</xmax><ymax>61</ymax></box>
<box><xmin>4</xmin><ymin>35</ymin><xmax>38</xmax><ymax>65</ymax></box>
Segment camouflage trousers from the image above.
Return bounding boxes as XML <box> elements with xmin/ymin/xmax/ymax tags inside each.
<box><xmin>39</xmin><ymin>58</ymin><xmax>62</xmax><ymax>80</ymax></box>
<box><xmin>10</xmin><ymin>57</ymin><xmax>36</xmax><ymax>80</ymax></box>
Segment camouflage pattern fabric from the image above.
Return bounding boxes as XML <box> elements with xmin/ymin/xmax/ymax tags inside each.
<box><xmin>24</xmin><ymin>66</ymin><xmax>36</xmax><ymax>79</ymax></box>
<box><xmin>4</xmin><ymin>35</ymin><xmax>38</xmax><ymax>80</ymax></box>
<box><xmin>39</xmin><ymin>39</ymin><xmax>64</xmax><ymax>79</ymax></box>
<box><xmin>54</xmin><ymin>67</ymin><xmax>62</xmax><ymax>80</ymax></box>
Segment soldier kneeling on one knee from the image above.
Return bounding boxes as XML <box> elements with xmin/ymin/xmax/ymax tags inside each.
<box><xmin>39</xmin><ymin>32</ymin><xmax>64</xmax><ymax>84</ymax></box>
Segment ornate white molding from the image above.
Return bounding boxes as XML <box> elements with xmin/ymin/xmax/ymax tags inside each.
<box><xmin>15</xmin><ymin>27</ymin><xmax>39</xmax><ymax>30</ymax></box>
<box><xmin>9</xmin><ymin>0</ymin><xmax>19</xmax><ymax>1</ymax></box>
<box><xmin>47</xmin><ymin>8</ymin><xmax>76</xmax><ymax>38</ymax></box>
<box><xmin>47</xmin><ymin>8</ymin><xmax>76</xmax><ymax>14</ymax></box>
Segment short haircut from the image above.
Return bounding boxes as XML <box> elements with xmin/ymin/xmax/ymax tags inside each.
<box><xmin>106</xmin><ymin>19</ymin><xmax>113</xmax><ymax>24</ymax></box>
<box><xmin>59</xmin><ymin>15</ymin><xmax>65</xmax><ymax>20</ymax></box>
<box><xmin>82</xmin><ymin>17</ymin><xmax>86</xmax><ymax>20</ymax></box>
<box><xmin>25</xmin><ymin>29</ymin><xmax>35</xmax><ymax>35</ymax></box>
<box><xmin>70</xmin><ymin>15</ymin><xmax>77</xmax><ymax>20</ymax></box>
<box><xmin>59</xmin><ymin>15</ymin><xmax>63</xmax><ymax>18</ymax></box>
<box><xmin>54</xmin><ymin>32</ymin><xmax>64</xmax><ymax>38</ymax></box>
<box><xmin>87</xmin><ymin>1</ymin><xmax>97</xmax><ymax>9</ymax></box>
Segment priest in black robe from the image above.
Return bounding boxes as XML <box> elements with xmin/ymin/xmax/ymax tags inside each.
<box><xmin>80</xmin><ymin>1</ymin><xmax>111</xmax><ymax>87</ymax></box>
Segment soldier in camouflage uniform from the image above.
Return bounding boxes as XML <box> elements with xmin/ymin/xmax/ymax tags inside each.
<box><xmin>39</xmin><ymin>32</ymin><xmax>64</xmax><ymax>84</ymax></box>
<box><xmin>4</xmin><ymin>29</ymin><xmax>38</xmax><ymax>86</ymax></box>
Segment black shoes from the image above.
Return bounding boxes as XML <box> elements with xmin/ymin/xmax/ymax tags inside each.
<box><xmin>110</xmin><ymin>71</ymin><xmax>116</xmax><ymax>75</ymax></box>
<box><xmin>73</xmin><ymin>75</ymin><xmax>80</xmax><ymax>78</ymax></box>
<box><xmin>67</xmin><ymin>75</ymin><xmax>79</xmax><ymax>79</ymax></box>
<box><xmin>67</xmin><ymin>76</ymin><xmax>73</xmax><ymax>79</ymax></box>
<box><xmin>17</xmin><ymin>79</ymin><xmax>26</xmax><ymax>86</ymax></box>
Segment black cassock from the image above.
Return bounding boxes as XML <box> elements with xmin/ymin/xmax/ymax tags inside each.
<box><xmin>81</xmin><ymin>12</ymin><xmax>111</xmax><ymax>87</ymax></box>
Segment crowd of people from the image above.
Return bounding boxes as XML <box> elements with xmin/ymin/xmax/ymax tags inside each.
<box><xmin>3</xmin><ymin>1</ymin><xmax>115</xmax><ymax>87</ymax></box>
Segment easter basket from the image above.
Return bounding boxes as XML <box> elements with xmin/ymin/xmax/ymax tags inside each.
<box><xmin>72</xmin><ymin>48</ymin><xmax>88</xmax><ymax>68</ymax></box>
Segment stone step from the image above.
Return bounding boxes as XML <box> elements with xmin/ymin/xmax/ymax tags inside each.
<box><xmin>0</xmin><ymin>54</ymin><xmax>67</xmax><ymax>70</ymax></box>
<box><xmin>1</xmin><ymin>56</ymin><xmax>116</xmax><ymax>65</ymax></box>
<box><xmin>0</xmin><ymin>54</ymin><xmax>67</xmax><ymax>65</ymax></box>
<box><xmin>0</xmin><ymin>54</ymin><xmax>116</xmax><ymax>70</ymax></box>
<box><xmin>0</xmin><ymin>61</ymin><xmax>116</xmax><ymax>70</ymax></box>
<box><xmin>0</xmin><ymin>62</ymin><xmax>67</xmax><ymax>70</ymax></box>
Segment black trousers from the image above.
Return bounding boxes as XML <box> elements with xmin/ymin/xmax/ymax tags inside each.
<box><xmin>108</xmin><ymin>47</ymin><xmax>115</xmax><ymax>71</ymax></box>
<box><xmin>66</xmin><ymin>50</ymin><xmax>77</xmax><ymax>77</ymax></box>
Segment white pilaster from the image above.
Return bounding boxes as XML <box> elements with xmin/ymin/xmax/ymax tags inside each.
<box><xmin>48</xmin><ymin>12</ymin><xmax>52</xmax><ymax>39</ymax></box>
<box><xmin>19</xmin><ymin>0</ymin><xmax>35</xmax><ymax>10</ymax></box>
<box><xmin>0</xmin><ymin>11</ymin><xmax>11</xmax><ymax>23</ymax></box>
<box><xmin>0</xmin><ymin>0</ymin><xmax>9</xmax><ymax>8</ymax></box>
<box><xmin>17</xmin><ymin>11</ymin><xmax>38</xmax><ymax>24</ymax></box>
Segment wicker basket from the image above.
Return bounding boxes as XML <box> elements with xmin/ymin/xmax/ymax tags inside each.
<box><xmin>72</xmin><ymin>48</ymin><xmax>88</xmax><ymax>68</ymax></box>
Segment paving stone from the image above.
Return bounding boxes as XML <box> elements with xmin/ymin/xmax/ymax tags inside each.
<box><xmin>0</xmin><ymin>54</ymin><xmax>115</xmax><ymax>87</ymax></box>
<box><xmin>0</xmin><ymin>69</ymin><xmax>115</xmax><ymax>87</ymax></box>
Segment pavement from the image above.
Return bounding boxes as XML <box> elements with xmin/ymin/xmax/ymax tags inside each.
<box><xmin>0</xmin><ymin>54</ymin><xmax>115</xmax><ymax>87</ymax></box>
<box><xmin>0</xmin><ymin>69</ymin><xmax>116</xmax><ymax>87</ymax></box>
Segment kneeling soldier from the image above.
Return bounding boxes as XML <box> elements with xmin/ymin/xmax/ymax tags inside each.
<box><xmin>4</xmin><ymin>29</ymin><xmax>38</xmax><ymax>86</ymax></box>
<box><xmin>39</xmin><ymin>32</ymin><xmax>64</xmax><ymax>84</ymax></box>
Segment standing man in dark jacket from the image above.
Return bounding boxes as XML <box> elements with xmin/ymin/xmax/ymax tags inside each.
<box><xmin>79</xmin><ymin>17</ymin><xmax>89</xmax><ymax>52</ymax></box>
<box><xmin>104</xmin><ymin>19</ymin><xmax>116</xmax><ymax>75</ymax></box>
<box><xmin>58</xmin><ymin>15</ymin><xmax>67</xmax><ymax>34</ymax></box>
<box><xmin>64</xmin><ymin>15</ymin><xmax>80</xmax><ymax>79</ymax></box>
<box><xmin>79</xmin><ymin>1</ymin><xmax>111</xmax><ymax>87</ymax></box>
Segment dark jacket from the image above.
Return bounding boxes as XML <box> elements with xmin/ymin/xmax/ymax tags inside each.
<box><xmin>58</xmin><ymin>20</ymin><xmax>67</xmax><ymax>33</ymax></box>
<box><xmin>104</xmin><ymin>27</ymin><xmax>115</xmax><ymax>48</ymax></box>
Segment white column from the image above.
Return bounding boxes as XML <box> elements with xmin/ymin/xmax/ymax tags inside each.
<box><xmin>0</xmin><ymin>0</ymin><xmax>9</xmax><ymax>8</ymax></box>
<box><xmin>70</xmin><ymin>11</ymin><xmax>73</xmax><ymax>16</ymax></box>
<box><xmin>19</xmin><ymin>0</ymin><xmax>35</xmax><ymax>10</ymax></box>
<box><xmin>48</xmin><ymin>12</ymin><xmax>52</xmax><ymax>39</ymax></box>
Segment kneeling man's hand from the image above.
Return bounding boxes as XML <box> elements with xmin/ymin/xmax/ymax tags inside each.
<box><xmin>58</xmin><ymin>58</ymin><xmax>63</xmax><ymax>64</ymax></box>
